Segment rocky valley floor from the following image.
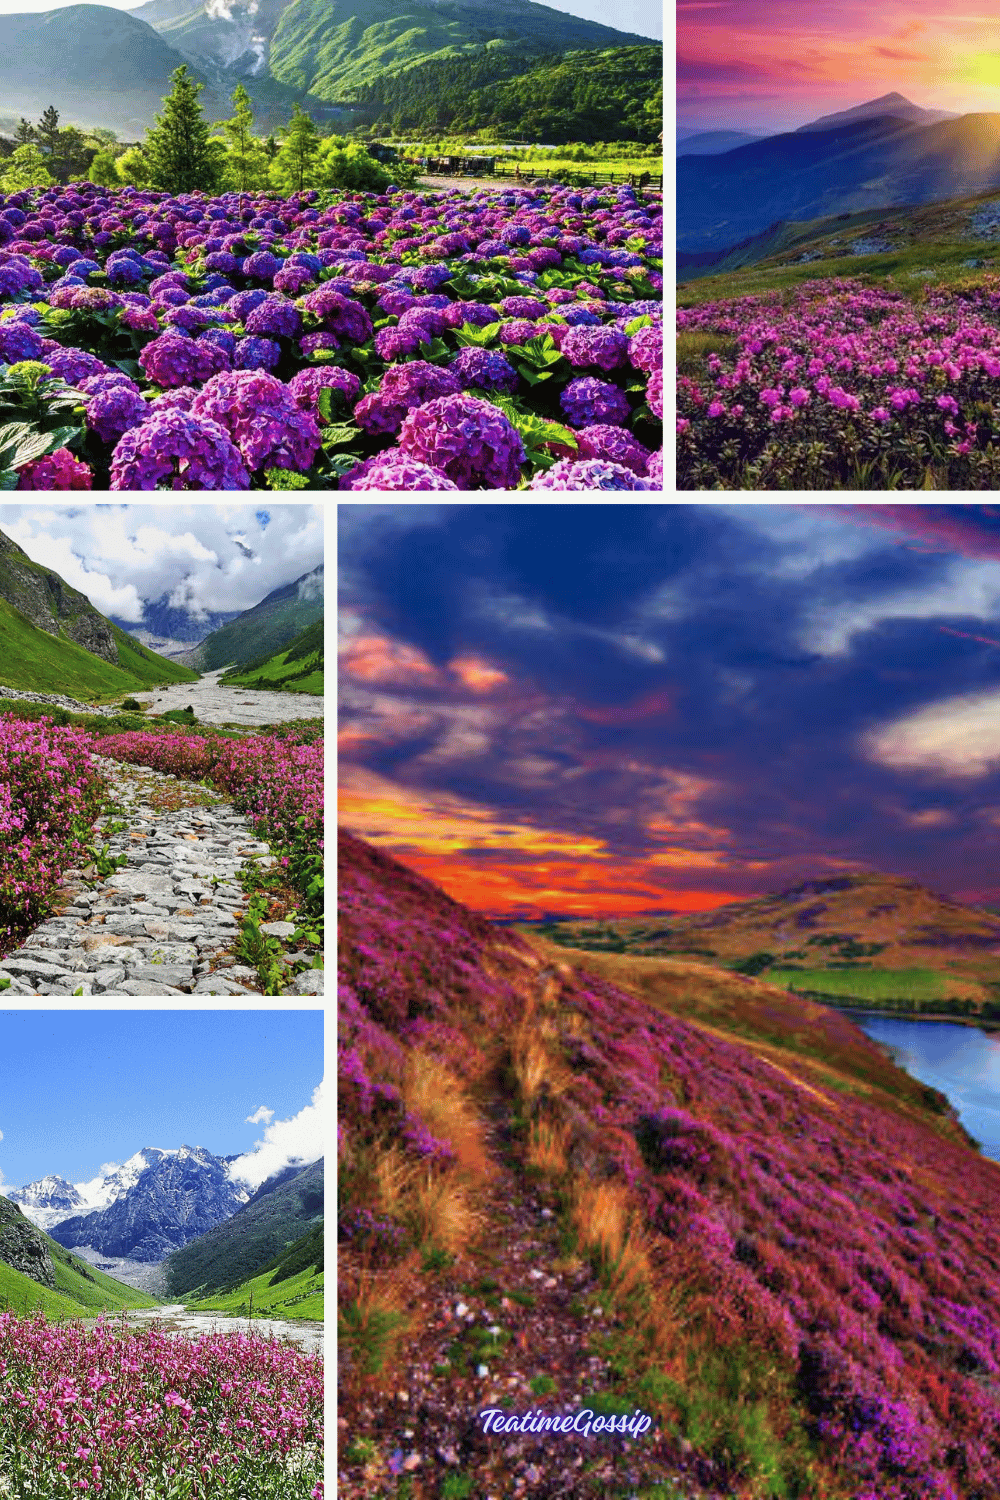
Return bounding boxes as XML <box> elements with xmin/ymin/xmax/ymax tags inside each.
<box><xmin>0</xmin><ymin>756</ymin><xmax>322</xmax><ymax>997</ymax></box>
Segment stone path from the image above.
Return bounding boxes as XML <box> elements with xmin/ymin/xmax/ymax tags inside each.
<box><xmin>139</xmin><ymin>667</ymin><xmax>324</xmax><ymax>728</ymax></box>
<box><xmin>0</xmin><ymin>756</ymin><xmax>323</xmax><ymax>997</ymax></box>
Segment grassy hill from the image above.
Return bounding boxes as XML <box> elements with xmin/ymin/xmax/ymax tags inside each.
<box><xmin>339</xmin><ymin>829</ymin><xmax>1000</xmax><ymax>1496</ymax></box>
<box><xmin>268</xmin><ymin>0</ymin><xmax>654</xmax><ymax>100</ymax></box>
<box><xmin>0</xmin><ymin>1213</ymin><xmax>160</xmax><ymax>1318</ymax></box>
<box><xmin>678</xmin><ymin>186</ymin><xmax>1000</xmax><ymax>304</ymax></box>
<box><xmin>0</xmin><ymin>599</ymin><xmax>198</xmax><ymax>701</ymax></box>
<box><xmin>526</xmin><ymin>873</ymin><xmax>1000</xmax><ymax>1019</ymax></box>
<box><xmin>185</xmin><ymin>1224</ymin><xmax>323</xmax><ymax>1320</ymax></box>
<box><xmin>219</xmin><ymin>616</ymin><xmax>323</xmax><ymax>695</ymax></box>
<box><xmin>165</xmin><ymin>1159</ymin><xmax>323</xmax><ymax>1298</ymax></box>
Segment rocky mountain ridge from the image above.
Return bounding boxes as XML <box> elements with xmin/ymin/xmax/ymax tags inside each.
<box><xmin>9</xmin><ymin>1146</ymin><xmax>250</xmax><ymax>1263</ymax></box>
<box><xmin>0</xmin><ymin>527</ymin><xmax>117</xmax><ymax>664</ymax></box>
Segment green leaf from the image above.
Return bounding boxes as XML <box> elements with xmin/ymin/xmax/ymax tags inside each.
<box><xmin>625</xmin><ymin>315</ymin><xmax>654</xmax><ymax>336</ymax></box>
<box><xmin>113</xmin><ymin>358</ymin><xmax>142</xmax><ymax>378</ymax></box>
<box><xmin>0</xmin><ymin>470</ymin><xmax>18</xmax><ymax>490</ymax></box>
<box><xmin>321</xmin><ymin>423</ymin><xmax>360</xmax><ymax>448</ymax></box>
<box><xmin>0</xmin><ymin>421</ymin><xmax>67</xmax><ymax>471</ymax></box>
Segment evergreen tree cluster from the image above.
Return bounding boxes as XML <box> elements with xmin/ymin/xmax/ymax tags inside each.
<box><xmin>346</xmin><ymin>45</ymin><xmax>663</xmax><ymax>144</ymax></box>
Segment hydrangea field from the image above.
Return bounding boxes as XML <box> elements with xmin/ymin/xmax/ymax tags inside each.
<box><xmin>0</xmin><ymin>1311</ymin><xmax>323</xmax><ymax>1498</ymax></box>
<box><xmin>0</xmin><ymin>715</ymin><xmax>322</xmax><ymax>960</ymax></box>
<box><xmin>340</xmin><ymin>828</ymin><xmax>1000</xmax><ymax>1498</ymax></box>
<box><xmin>678</xmin><ymin>276</ymin><xmax>1000</xmax><ymax>489</ymax></box>
<box><xmin>0</xmin><ymin>180</ymin><xmax>662</xmax><ymax>491</ymax></box>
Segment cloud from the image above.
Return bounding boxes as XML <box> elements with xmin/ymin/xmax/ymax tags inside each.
<box><xmin>229</xmin><ymin>1080</ymin><xmax>324</xmax><ymax>1190</ymax></box>
<box><xmin>0</xmin><ymin>505</ymin><xmax>323</xmax><ymax>627</ymax></box>
<box><xmin>864</xmin><ymin>689</ymin><xmax>1000</xmax><ymax>778</ymax></box>
<box><xmin>245</xmin><ymin>1105</ymin><xmax>275</xmax><ymax>1126</ymax></box>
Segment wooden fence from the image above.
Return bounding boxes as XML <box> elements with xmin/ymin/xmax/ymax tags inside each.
<box><xmin>492</xmin><ymin>163</ymin><xmax>662</xmax><ymax>190</ymax></box>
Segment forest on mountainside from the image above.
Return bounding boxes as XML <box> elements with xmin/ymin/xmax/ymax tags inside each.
<box><xmin>345</xmin><ymin>46</ymin><xmax>663</xmax><ymax>143</ymax></box>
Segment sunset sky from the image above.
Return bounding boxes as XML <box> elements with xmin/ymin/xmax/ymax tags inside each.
<box><xmin>338</xmin><ymin>504</ymin><xmax>1000</xmax><ymax>919</ymax></box>
<box><xmin>678</xmin><ymin>0</ymin><xmax>1000</xmax><ymax>133</ymax></box>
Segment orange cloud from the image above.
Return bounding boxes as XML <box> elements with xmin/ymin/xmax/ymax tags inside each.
<box><xmin>338</xmin><ymin>767</ymin><xmax>743</xmax><ymax>917</ymax></box>
<box><xmin>449</xmin><ymin>656</ymin><xmax>509</xmax><ymax>692</ymax></box>
<box><xmin>339</xmin><ymin>632</ymin><xmax>438</xmax><ymax>686</ymax></box>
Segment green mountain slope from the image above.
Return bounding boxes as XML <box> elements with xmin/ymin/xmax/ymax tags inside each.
<box><xmin>268</xmin><ymin>0</ymin><xmax>653</xmax><ymax>100</ymax></box>
<box><xmin>165</xmin><ymin>1159</ymin><xmax>324</xmax><ymax>1297</ymax></box>
<box><xmin>0</xmin><ymin>1195</ymin><xmax>159</xmax><ymax>1316</ymax></box>
<box><xmin>0</xmin><ymin>598</ymin><xmax>197</xmax><ymax>699</ymax></box>
<box><xmin>219</xmin><ymin>616</ymin><xmax>323</xmax><ymax>694</ymax></box>
<box><xmin>195</xmin><ymin>565</ymin><xmax>322</xmax><ymax>671</ymax></box>
<box><xmin>186</xmin><ymin>1224</ymin><xmax>323</xmax><ymax>1320</ymax></box>
<box><xmin>0</xmin><ymin>4</ymin><xmax>214</xmax><ymax>134</ymax></box>
<box><xmin>351</xmin><ymin>44</ymin><xmax>661</xmax><ymax>142</ymax></box>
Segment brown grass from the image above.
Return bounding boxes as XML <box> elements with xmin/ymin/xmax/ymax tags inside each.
<box><xmin>528</xmin><ymin>1117</ymin><xmax>570</xmax><ymax>1176</ymax></box>
<box><xmin>401</xmin><ymin>1051</ymin><xmax>493</xmax><ymax>1180</ymax></box>
<box><xmin>338</xmin><ymin>1260</ymin><xmax>414</xmax><ymax>1384</ymax></box>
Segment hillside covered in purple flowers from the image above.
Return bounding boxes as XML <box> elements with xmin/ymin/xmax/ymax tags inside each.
<box><xmin>339</xmin><ymin>827</ymin><xmax>1000</xmax><ymax>1499</ymax></box>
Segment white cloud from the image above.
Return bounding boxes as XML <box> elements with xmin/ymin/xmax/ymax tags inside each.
<box><xmin>801</xmin><ymin>560</ymin><xmax>1000</xmax><ymax>656</ymax></box>
<box><xmin>0</xmin><ymin>505</ymin><xmax>323</xmax><ymax>626</ymax></box>
<box><xmin>864</xmin><ymin>688</ymin><xmax>1000</xmax><ymax>778</ymax></box>
<box><xmin>229</xmin><ymin>1080</ymin><xmax>324</xmax><ymax>1191</ymax></box>
<box><xmin>245</xmin><ymin>1105</ymin><xmax>275</xmax><ymax>1126</ymax></box>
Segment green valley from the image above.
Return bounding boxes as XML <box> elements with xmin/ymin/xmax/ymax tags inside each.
<box><xmin>0</xmin><ymin>598</ymin><xmax>196</xmax><ymax>700</ymax></box>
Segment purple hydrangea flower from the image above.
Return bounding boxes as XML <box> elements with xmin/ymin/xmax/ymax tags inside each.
<box><xmin>85</xmin><ymin>384</ymin><xmax>149</xmax><ymax>443</ymax></box>
<box><xmin>528</xmin><ymin>458</ymin><xmax>654</xmax><ymax>490</ymax></box>
<box><xmin>37</xmin><ymin>344</ymin><xmax>111</xmax><ymax>385</ymax></box>
<box><xmin>109</xmin><ymin>408</ymin><xmax>250</xmax><ymax>490</ymax></box>
<box><xmin>629</xmin><ymin>323</ymin><xmax>663</xmax><ymax>375</ymax></box>
<box><xmin>298</xmin><ymin>286</ymin><xmax>372</xmax><ymax>342</ymax></box>
<box><xmin>354</xmin><ymin>360</ymin><xmax>461</xmax><ymax>436</ymax></box>
<box><xmin>288</xmin><ymin>364</ymin><xmax>362</xmax><ymax>419</ymax></box>
<box><xmin>562</xmin><ymin>325</ymin><xmax>629</xmax><ymax>371</ymax></box>
<box><xmin>374</xmin><ymin>323</ymin><xmax>433</xmax><ymax>360</ymax></box>
<box><xmin>226</xmin><ymin>288</ymin><xmax>269</xmax><ymax>321</ymax></box>
<box><xmin>234</xmin><ymin>335</ymin><xmax>282</xmax><ymax>370</ymax></box>
<box><xmin>0</xmin><ymin>321</ymin><xmax>43</xmax><ymax>362</ymax></box>
<box><xmin>139</xmin><ymin>331</ymin><xmax>231</xmax><ymax>388</ymax></box>
<box><xmin>244</xmin><ymin>295</ymin><xmax>302</xmax><ymax>339</ymax></box>
<box><xmin>575</xmin><ymin>424</ymin><xmax>650</xmax><ymax>475</ymax></box>
<box><xmin>560</xmin><ymin>377</ymin><xmax>631</xmax><ymax>428</ymax></box>
<box><xmin>646</xmin><ymin>449</ymin><xmax>663</xmax><ymax>486</ymax></box>
<box><xmin>191</xmin><ymin>369</ymin><xmax>321</xmax><ymax>473</ymax></box>
<box><xmin>340</xmin><ymin>450</ymin><xmax>458</xmax><ymax>491</ymax></box>
<box><xmin>398</xmin><ymin>393</ymin><xmax>525</xmax><ymax>489</ymax></box>
<box><xmin>449</xmin><ymin>346</ymin><xmax>518</xmax><ymax>393</ymax></box>
<box><xmin>299</xmin><ymin>331</ymin><xmax>340</xmax><ymax>356</ymax></box>
<box><xmin>647</xmin><ymin>367</ymin><xmax>663</xmax><ymax>419</ymax></box>
<box><xmin>244</xmin><ymin>249</ymin><xmax>283</xmax><ymax>282</ymax></box>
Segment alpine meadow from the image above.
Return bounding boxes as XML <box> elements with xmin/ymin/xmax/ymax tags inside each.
<box><xmin>678</xmin><ymin>1</ymin><xmax>1000</xmax><ymax>491</ymax></box>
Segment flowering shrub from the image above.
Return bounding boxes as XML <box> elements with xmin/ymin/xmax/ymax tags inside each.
<box><xmin>0</xmin><ymin>180</ymin><xmax>661</xmax><ymax>490</ymax></box>
<box><xmin>678</xmin><ymin>275</ymin><xmax>1000</xmax><ymax>488</ymax></box>
<box><xmin>0</xmin><ymin>718</ymin><xmax>104</xmax><ymax>955</ymax></box>
<box><xmin>0</xmin><ymin>1311</ymin><xmax>323</xmax><ymax>1498</ymax></box>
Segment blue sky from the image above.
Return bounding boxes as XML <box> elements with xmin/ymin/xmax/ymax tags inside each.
<box><xmin>0</xmin><ymin>1012</ymin><xmax>323</xmax><ymax>1189</ymax></box>
<box><xmin>339</xmin><ymin>503</ymin><xmax>1000</xmax><ymax>917</ymax></box>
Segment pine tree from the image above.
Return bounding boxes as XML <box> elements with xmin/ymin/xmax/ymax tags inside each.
<box><xmin>36</xmin><ymin>106</ymin><xmax>60</xmax><ymax>160</ymax></box>
<box><xmin>14</xmin><ymin>119</ymin><xmax>35</xmax><ymax>145</ymax></box>
<box><xmin>222</xmin><ymin>83</ymin><xmax>269</xmax><ymax>192</ymax></box>
<box><xmin>144</xmin><ymin>65</ymin><xmax>219</xmax><ymax>194</ymax></box>
<box><xmin>272</xmin><ymin>105</ymin><xmax>320</xmax><ymax>193</ymax></box>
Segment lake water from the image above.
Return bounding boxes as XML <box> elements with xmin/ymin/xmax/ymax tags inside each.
<box><xmin>856</xmin><ymin>1015</ymin><xmax>1000</xmax><ymax>1160</ymax></box>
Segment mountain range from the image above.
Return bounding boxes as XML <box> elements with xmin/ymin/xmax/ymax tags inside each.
<box><xmin>8</xmin><ymin>1146</ymin><xmax>250</xmax><ymax>1261</ymax></box>
<box><xmin>0</xmin><ymin>0</ymin><xmax>654</xmax><ymax>134</ymax></box>
<box><xmin>678</xmin><ymin>96</ymin><xmax>1000</xmax><ymax>254</ymax></box>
